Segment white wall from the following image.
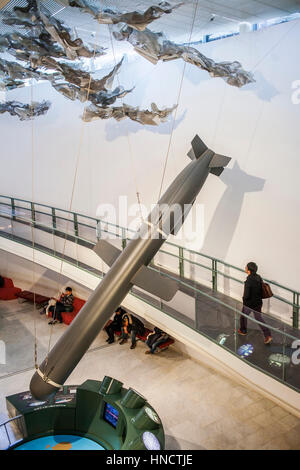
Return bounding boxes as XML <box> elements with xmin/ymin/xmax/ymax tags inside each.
<box><xmin>0</xmin><ymin>248</ymin><xmax>92</xmax><ymax>301</ymax></box>
<box><xmin>0</xmin><ymin>20</ymin><xmax>300</xmax><ymax>292</ymax></box>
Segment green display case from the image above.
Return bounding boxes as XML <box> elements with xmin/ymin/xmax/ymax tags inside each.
<box><xmin>6</xmin><ymin>377</ymin><xmax>165</xmax><ymax>450</ymax></box>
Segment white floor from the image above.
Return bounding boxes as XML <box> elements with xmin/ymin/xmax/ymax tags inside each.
<box><xmin>0</xmin><ymin>300</ymin><xmax>299</xmax><ymax>450</ymax></box>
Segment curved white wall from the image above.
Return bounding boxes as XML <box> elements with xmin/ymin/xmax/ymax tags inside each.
<box><xmin>0</xmin><ymin>20</ymin><xmax>300</xmax><ymax>292</ymax></box>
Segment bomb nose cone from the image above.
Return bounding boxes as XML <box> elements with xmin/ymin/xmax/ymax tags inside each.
<box><xmin>30</xmin><ymin>370</ymin><xmax>59</xmax><ymax>401</ymax></box>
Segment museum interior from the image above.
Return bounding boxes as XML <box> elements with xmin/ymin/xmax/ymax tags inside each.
<box><xmin>0</xmin><ymin>0</ymin><xmax>300</xmax><ymax>452</ymax></box>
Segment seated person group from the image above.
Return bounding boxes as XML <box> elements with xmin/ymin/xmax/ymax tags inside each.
<box><xmin>41</xmin><ymin>288</ymin><xmax>170</xmax><ymax>353</ymax></box>
<box><xmin>105</xmin><ymin>306</ymin><xmax>170</xmax><ymax>354</ymax></box>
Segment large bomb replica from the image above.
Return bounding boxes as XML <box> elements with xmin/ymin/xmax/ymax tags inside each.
<box><xmin>30</xmin><ymin>135</ymin><xmax>231</xmax><ymax>399</ymax></box>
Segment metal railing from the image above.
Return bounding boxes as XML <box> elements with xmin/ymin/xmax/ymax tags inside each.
<box><xmin>0</xmin><ymin>196</ymin><xmax>300</xmax><ymax>392</ymax></box>
<box><xmin>0</xmin><ymin>194</ymin><xmax>299</xmax><ymax>328</ymax></box>
<box><xmin>0</xmin><ymin>414</ymin><xmax>27</xmax><ymax>450</ymax></box>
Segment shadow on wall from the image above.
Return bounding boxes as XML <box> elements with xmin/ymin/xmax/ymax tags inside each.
<box><xmin>104</xmin><ymin>109</ymin><xmax>187</xmax><ymax>141</ymax></box>
<box><xmin>201</xmin><ymin>161</ymin><xmax>266</xmax><ymax>261</ymax></box>
<box><xmin>24</xmin><ymin>269</ymin><xmax>85</xmax><ymax>299</ymax></box>
<box><xmin>183</xmin><ymin>65</ymin><xmax>279</xmax><ymax>103</ymax></box>
<box><xmin>241</xmin><ymin>71</ymin><xmax>279</xmax><ymax>102</ymax></box>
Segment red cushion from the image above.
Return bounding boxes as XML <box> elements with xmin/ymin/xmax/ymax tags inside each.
<box><xmin>61</xmin><ymin>297</ymin><xmax>86</xmax><ymax>325</ymax></box>
<box><xmin>158</xmin><ymin>338</ymin><xmax>174</xmax><ymax>349</ymax></box>
<box><xmin>15</xmin><ymin>290</ymin><xmax>51</xmax><ymax>304</ymax></box>
<box><xmin>137</xmin><ymin>328</ymin><xmax>153</xmax><ymax>342</ymax></box>
<box><xmin>61</xmin><ymin>311</ymin><xmax>77</xmax><ymax>325</ymax></box>
<box><xmin>0</xmin><ymin>287</ymin><xmax>22</xmax><ymax>300</ymax></box>
<box><xmin>4</xmin><ymin>278</ymin><xmax>14</xmax><ymax>288</ymax></box>
<box><xmin>73</xmin><ymin>298</ymin><xmax>86</xmax><ymax>314</ymax></box>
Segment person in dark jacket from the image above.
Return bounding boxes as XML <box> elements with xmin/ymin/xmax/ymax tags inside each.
<box><xmin>239</xmin><ymin>262</ymin><xmax>272</xmax><ymax>344</ymax></box>
<box><xmin>145</xmin><ymin>327</ymin><xmax>169</xmax><ymax>355</ymax></box>
<box><xmin>48</xmin><ymin>287</ymin><xmax>74</xmax><ymax>325</ymax></box>
<box><xmin>105</xmin><ymin>307</ymin><xmax>126</xmax><ymax>344</ymax></box>
<box><xmin>119</xmin><ymin>312</ymin><xmax>145</xmax><ymax>349</ymax></box>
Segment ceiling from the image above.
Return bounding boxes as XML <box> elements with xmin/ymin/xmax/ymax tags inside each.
<box><xmin>1</xmin><ymin>0</ymin><xmax>300</xmax><ymax>48</ymax></box>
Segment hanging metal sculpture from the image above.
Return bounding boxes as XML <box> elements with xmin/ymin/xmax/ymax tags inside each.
<box><xmin>62</xmin><ymin>0</ymin><xmax>184</xmax><ymax>31</ymax></box>
<box><xmin>113</xmin><ymin>26</ymin><xmax>254</xmax><ymax>88</ymax></box>
<box><xmin>82</xmin><ymin>102</ymin><xmax>178</xmax><ymax>125</ymax></box>
<box><xmin>0</xmin><ymin>0</ymin><xmax>255</xmax><ymax>121</ymax></box>
<box><xmin>0</xmin><ymin>100</ymin><xmax>51</xmax><ymax>120</ymax></box>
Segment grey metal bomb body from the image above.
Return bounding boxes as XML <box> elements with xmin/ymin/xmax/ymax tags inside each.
<box><xmin>30</xmin><ymin>135</ymin><xmax>231</xmax><ymax>400</ymax></box>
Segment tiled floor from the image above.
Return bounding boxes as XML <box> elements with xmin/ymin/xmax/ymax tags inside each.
<box><xmin>0</xmin><ymin>300</ymin><xmax>299</xmax><ymax>450</ymax></box>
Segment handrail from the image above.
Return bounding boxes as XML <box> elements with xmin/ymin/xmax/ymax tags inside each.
<box><xmin>0</xmin><ymin>225</ymin><xmax>299</xmax><ymax>394</ymax></box>
<box><xmin>0</xmin><ymin>211</ymin><xmax>297</xmax><ymax>338</ymax></box>
<box><xmin>0</xmin><ymin>414</ymin><xmax>25</xmax><ymax>449</ymax></box>
<box><xmin>0</xmin><ymin>414</ymin><xmax>23</xmax><ymax>428</ymax></box>
<box><xmin>0</xmin><ymin>194</ymin><xmax>299</xmax><ymax>328</ymax></box>
<box><xmin>147</xmin><ymin>266</ymin><xmax>299</xmax><ymax>342</ymax></box>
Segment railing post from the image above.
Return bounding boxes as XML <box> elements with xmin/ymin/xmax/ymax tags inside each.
<box><xmin>11</xmin><ymin>197</ymin><xmax>16</xmax><ymax>221</ymax></box>
<box><xmin>212</xmin><ymin>259</ymin><xmax>218</xmax><ymax>292</ymax></box>
<box><xmin>292</xmin><ymin>292</ymin><xmax>299</xmax><ymax>329</ymax></box>
<box><xmin>52</xmin><ymin>207</ymin><xmax>56</xmax><ymax>230</ymax></box>
<box><xmin>179</xmin><ymin>247</ymin><xmax>184</xmax><ymax>278</ymax></box>
<box><xmin>73</xmin><ymin>213</ymin><xmax>78</xmax><ymax>237</ymax></box>
<box><xmin>122</xmin><ymin>228</ymin><xmax>127</xmax><ymax>250</ymax></box>
<box><xmin>96</xmin><ymin>220</ymin><xmax>101</xmax><ymax>241</ymax></box>
<box><xmin>4</xmin><ymin>423</ymin><xmax>10</xmax><ymax>448</ymax></box>
<box><xmin>31</xmin><ymin>202</ymin><xmax>36</xmax><ymax>227</ymax></box>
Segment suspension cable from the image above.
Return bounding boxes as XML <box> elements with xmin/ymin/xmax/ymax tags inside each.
<box><xmin>43</xmin><ymin>1</ymin><xmax>105</xmax><ymax>373</ymax></box>
<box><xmin>108</xmin><ymin>25</ymin><xmax>144</xmax><ymax>223</ymax></box>
<box><xmin>158</xmin><ymin>0</ymin><xmax>199</xmax><ymax>201</ymax></box>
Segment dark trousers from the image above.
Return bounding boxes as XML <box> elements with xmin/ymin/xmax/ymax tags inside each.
<box><xmin>49</xmin><ymin>302</ymin><xmax>73</xmax><ymax>322</ymax></box>
<box><xmin>121</xmin><ymin>327</ymin><xmax>137</xmax><ymax>346</ymax></box>
<box><xmin>105</xmin><ymin>322</ymin><xmax>120</xmax><ymax>341</ymax></box>
<box><xmin>146</xmin><ymin>337</ymin><xmax>167</xmax><ymax>354</ymax></box>
<box><xmin>240</xmin><ymin>305</ymin><xmax>271</xmax><ymax>338</ymax></box>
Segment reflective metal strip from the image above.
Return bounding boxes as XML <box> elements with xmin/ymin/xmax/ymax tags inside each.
<box><xmin>36</xmin><ymin>368</ymin><xmax>61</xmax><ymax>389</ymax></box>
<box><xmin>143</xmin><ymin>220</ymin><xmax>168</xmax><ymax>239</ymax></box>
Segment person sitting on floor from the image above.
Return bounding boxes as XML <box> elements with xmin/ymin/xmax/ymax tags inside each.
<box><xmin>119</xmin><ymin>312</ymin><xmax>145</xmax><ymax>350</ymax></box>
<box><xmin>104</xmin><ymin>306</ymin><xmax>126</xmax><ymax>344</ymax></box>
<box><xmin>145</xmin><ymin>327</ymin><xmax>169</xmax><ymax>355</ymax></box>
<box><xmin>48</xmin><ymin>287</ymin><xmax>74</xmax><ymax>325</ymax></box>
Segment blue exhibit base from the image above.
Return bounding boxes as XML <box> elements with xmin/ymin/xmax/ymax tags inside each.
<box><xmin>15</xmin><ymin>435</ymin><xmax>105</xmax><ymax>450</ymax></box>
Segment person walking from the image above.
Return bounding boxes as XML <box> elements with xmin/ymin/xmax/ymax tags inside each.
<box><xmin>239</xmin><ymin>262</ymin><xmax>272</xmax><ymax>344</ymax></box>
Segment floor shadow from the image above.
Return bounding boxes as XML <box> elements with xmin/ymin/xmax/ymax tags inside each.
<box><xmin>104</xmin><ymin>109</ymin><xmax>187</xmax><ymax>141</ymax></box>
<box><xmin>0</xmin><ymin>307</ymin><xmax>48</xmax><ymax>377</ymax></box>
<box><xmin>201</xmin><ymin>161</ymin><xmax>266</xmax><ymax>260</ymax></box>
<box><xmin>165</xmin><ymin>433</ymin><xmax>206</xmax><ymax>450</ymax></box>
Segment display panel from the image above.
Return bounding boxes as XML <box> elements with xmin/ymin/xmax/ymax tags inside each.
<box><xmin>237</xmin><ymin>344</ymin><xmax>254</xmax><ymax>358</ymax></box>
<box><xmin>103</xmin><ymin>402</ymin><xmax>119</xmax><ymax>428</ymax></box>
